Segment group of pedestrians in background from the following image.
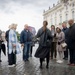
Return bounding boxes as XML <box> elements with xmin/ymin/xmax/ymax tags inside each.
<box><xmin>50</xmin><ymin>23</ymin><xmax>68</xmax><ymax>63</ymax></box>
<box><xmin>0</xmin><ymin>19</ymin><xmax>75</xmax><ymax>69</ymax></box>
<box><xmin>50</xmin><ymin>19</ymin><xmax>75</xmax><ymax>66</ymax></box>
<box><xmin>35</xmin><ymin>19</ymin><xmax>75</xmax><ymax>69</ymax></box>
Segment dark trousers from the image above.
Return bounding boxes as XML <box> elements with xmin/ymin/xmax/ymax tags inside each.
<box><xmin>64</xmin><ymin>47</ymin><xmax>68</xmax><ymax>58</ymax></box>
<box><xmin>30</xmin><ymin>46</ymin><xmax>33</xmax><ymax>55</ymax></box>
<box><xmin>40</xmin><ymin>53</ymin><xmax>50</xmax><ymax>66</ymax></box>
<box><xmin>51</xmin><ymin>42</ymin><xmax>57</xmax><ymax>58</ymax></box>
<box><xmin>0</xmin><ymin>49</ymin><xmax>1</xmax><ymax>60</ymax></box>
<box><xmin>23</xmin><ymin>44</ymin><xmax>31</xmax><ymax>60</ymax></box>
<box><xmin>69</xmin><ymin>49</ymin><xmax>75</xmax><ymax>64</ymax></box>
<box><xmin>8</xmin><ymin>52</ymin><xmax>16</xmax><ymax>65</ymax></box>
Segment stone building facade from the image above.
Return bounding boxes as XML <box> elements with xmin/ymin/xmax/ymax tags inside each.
<box><xmin>43</xmin><ymin>0</ymin><xmax>75</xmax><ymax>27</ymax></box>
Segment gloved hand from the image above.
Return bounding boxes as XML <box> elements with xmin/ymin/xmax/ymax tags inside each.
<box><xmin>54</xmin><ymin>34</ymin><xmax>56</xmax><ymax>37</ymax></box>
<box><xmin>58</xmin><ymin>42</ymin><xmax>61</xmax><ymax>45</ymax></box>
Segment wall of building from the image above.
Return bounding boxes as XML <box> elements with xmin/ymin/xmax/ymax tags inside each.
<box><xmin>43</xmin><ymin>0</ymin><xmax>75</xmax><ymax>27</ymax></box>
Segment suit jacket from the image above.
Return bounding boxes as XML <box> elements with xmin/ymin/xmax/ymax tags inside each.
<box><xmin>67</xmin><ymin>23</ymin><xmax>75</xmax><ymax>50</ymax></box>
<box><xmin>62</xmin><ymin>27</ymin><xmax>69</xmax><ymax>43</ymax></box>
<box><xmin>20</xmin><ymin>29</ymin><xmax>32</xmax><ymax>44</ymax></box>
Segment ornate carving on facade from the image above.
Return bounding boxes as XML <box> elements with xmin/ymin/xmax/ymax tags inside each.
<box><xmin>62</xmin><ymin>0</ymin><xmax>69</xmax><ymax>3</ymax></box>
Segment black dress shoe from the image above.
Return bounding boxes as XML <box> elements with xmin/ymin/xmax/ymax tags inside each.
<box><xmin>63</xmin><ymin>57</ymin><xmax>68</xmax><ymax>60</ymax></box>
<box><xmin>24</xmin><ymin>59</ymin><xmax>27</xmax><ymax>62</ymax></box>
<box><xmin>39</xmin><ymin>65</ymin><xmax>43</xmax><ymax>69</ymax></box>
<box><xmin>65</xmin><ymin>58</ymin><xmax>68</xmax><ymax>60</ymax></box>
<box><xmin>0</xmin><ymin>60</ymin><xmax>2</xmax><ymax>62</ymax></box>
<box><xmin>26</xmin><ymin>59</ymin><xmax>29</xmax><ymax>61</ymax></box>
<box><xmin>51</xmin><ymin>57</ymin><xmax>53</xmax><ymax>59</ymax></box>
<box><xmin>46</xmin><ymin>65</ymin><xmax>49</xmax><ymax>69</ymax></box>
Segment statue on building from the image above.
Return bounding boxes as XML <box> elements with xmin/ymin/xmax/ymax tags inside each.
<box><xmin>59</xmin><ymin>0</ymin><xmax>69</xmax><ymax>3</ymax></box>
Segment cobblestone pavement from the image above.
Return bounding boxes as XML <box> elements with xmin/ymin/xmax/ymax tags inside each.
<box><xmin>0</xmin><ymin>44</ymin><xmax>75</xmax><ymax>75</ymax></box>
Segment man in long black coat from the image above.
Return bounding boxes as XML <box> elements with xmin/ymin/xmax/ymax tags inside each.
<box><xmin>35</xmin><ymin>21</ymin><xmax>52</xmax><ymax>69</ymax></box>
<box><xmin>0</xmin><ymin>30</ymin><xmax>6</xmax><ymax>62</ymax></box>
<box><xmin>67</xmin><ymin>19</ymin><xmax>75</xmax><ymax>66</ymax></box>
<box><xmin>62</xmin><ymin>23</ymin><xmax>69</xmax><ymax>60</ymax></box>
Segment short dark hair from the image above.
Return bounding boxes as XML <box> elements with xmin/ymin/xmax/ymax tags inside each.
<box><xmin>51</xmin><ymin>25</ymin><xmax>55</xmax><ymax>28</ymax></box>
<box><xmin>43</xmin><ymin>21</ymin><xmax>48</xmax><ymax>25</ymax></box>
<box><xmin>56</xmin><ymin>27</ymin><xmax>61</xmax><ymax>32</ymax></box>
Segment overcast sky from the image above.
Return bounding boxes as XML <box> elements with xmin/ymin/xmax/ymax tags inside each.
<box><xmin>0</xmin><ymin>0</ymin><xmax>58</xmax><ymax>33</ymax></box>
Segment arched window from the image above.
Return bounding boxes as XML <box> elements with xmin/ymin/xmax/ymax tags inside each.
<box><xmin>72</xmin><ymin>3</ymin><xmax>74</xmax><ymax>7</ymax></box>
<box><xmin>72</xmin><ymin>11</ymin><xmax>75</xmax><ymax>20</ymax></box>
<box><xmin>51</xmin><ymin>18</ymin><xmax>53</xmax><ymax>25</ymax></box>
<box><xmin>66</xmin><ymin>14</ymin><xmax>68</xmax><ymax>22</ymax></box>
<box><xmin>55</xmin><ymin>13</ymin><xmax>57</xmax><ymax>25</ymax></box>
<box><xmin>60</xmin><ymin>16</ymin><xmax>62</xmax><ymax>23</ymax></box>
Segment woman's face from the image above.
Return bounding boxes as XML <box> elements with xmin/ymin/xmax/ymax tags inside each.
<box><xmin>43</xmin><ymin>21</ymin><xmax>47</xmax><ymax>27</ymax></box>
<box><xmin>56</xmin><ymin>28</ymin><xmax>61</xmax><ymax>33</ymax></box>
<box><xmin>51</xmin><ymin>26</ymin><xmax>55</xmax><ymax>30</ymax></box>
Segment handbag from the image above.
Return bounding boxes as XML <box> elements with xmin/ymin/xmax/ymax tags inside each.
<box><xmin>61</xmin><ymin>42</ymin><xmax>67</xmax><ymax>48</ymax></box>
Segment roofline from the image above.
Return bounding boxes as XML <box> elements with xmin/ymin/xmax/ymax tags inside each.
<box><xmin>43</xmin><ymin>3</ymin><xmax>63</xmax><ymax>16</ymax></box>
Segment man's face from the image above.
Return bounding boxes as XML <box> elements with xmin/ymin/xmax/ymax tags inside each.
<box><xmin>24</xmin><ymin>25</ymin><xmax>28</xmax><ymax>30</ymax></box>
<box><xmin>51</xmin><ymin>26</ymin><xmax>55</xmax><ymax>30</ymax></box>
<box><xmin>62</xmin><ymin>23</ymin><xmax>67</xmax><ymax>28</ymax></box>
<box><xmin>68</xmin><ymin>20</ymin><xmax>73</xmax><ymax>26</ymax></box>
<box><xmin>14</xmin><ymin>26</ymin><xmax>17</xmax><ymax>30</ymax></box>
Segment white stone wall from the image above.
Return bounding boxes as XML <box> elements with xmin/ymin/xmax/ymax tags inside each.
<box><xmin>43</xmin><ymin>0</ymin><xmax>75</xmax><ymax>27</ymax></box>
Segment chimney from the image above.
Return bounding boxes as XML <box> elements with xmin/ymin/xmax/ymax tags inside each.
<box><xmin>43</xmin><ymin>10</ymin><xmax>45</xmax><ymax>13</ymax></box>
<box><xmin>49</xmin><ymin>7</ymin><xmax>50</xmax><ymax>10</ymax></box>
<box><xmin>53</xmin><ymin>4</ymin><xmax>55</xmax><ymax>7</ymax></box>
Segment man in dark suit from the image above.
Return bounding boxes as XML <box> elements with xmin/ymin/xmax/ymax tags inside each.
<box><xmin>62</xmin><ymin>22</ymin><xmax>69</xmax><ymax>60</ymax></box>
<box><xmin>67</xmin><ymin>19</ymin><xmax>75</xmax><ymax>66</ymax></box>
<box><xmin>0</xmin><ymin>30</ymin><xmax>2</xmax><ymax>62</ymax></box>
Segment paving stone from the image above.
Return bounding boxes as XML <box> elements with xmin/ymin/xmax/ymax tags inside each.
<box><xmin>0</xmin><ymin>44</ymin><xmax>75</xmax><ymax>75</ymax></box>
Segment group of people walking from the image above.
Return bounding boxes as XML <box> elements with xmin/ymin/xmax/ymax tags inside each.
<box><xmin>0</xmin><ymin>19</ymin><xmax>75</xmax><ymax>69</ymax></box>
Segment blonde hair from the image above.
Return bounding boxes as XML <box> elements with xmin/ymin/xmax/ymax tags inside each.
<box><xmin>8</xmin><ymin>25</ymin><xmax>12</xmax><ymax>29</ymax></box>
<box><xmin>11</xmin><ymin>23</ymin><xmax>17</xmax><ymax>29</ymax></box>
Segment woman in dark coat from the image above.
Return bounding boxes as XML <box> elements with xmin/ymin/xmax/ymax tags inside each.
<box><xmin>35</xmin><ymin>21</ymin><xmax>52</xmax><ymax>69</ymax></box>
<box><xmin>0</xmin><ymin>30</ymin><xmax>6</xmax><ymax>62</ymax></box>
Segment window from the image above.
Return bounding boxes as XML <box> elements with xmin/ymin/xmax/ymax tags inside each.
<box><xmin>51</xmin><ymin>18</ymin><xmax>53</xmax><ymax>25</ymax></box>
<box><xmin>66</xmin><ymin>5</ymin><xmax>68</xmax><ymax>10</ymax></box>
<box><xmin>55</xmin><ymin>13</ymin><xmax>57</xmax><ymax>25</ymax></box>
<box><xmin>55</xmin><ymin>17</ymin><xmax>57</xmax><ymax>25</ymax></box>
<box><xmin>66</xmin><ymin>14</ymin><xmax>68</xmax><ymax>22</ymax></box>
<box><xmin>51</xmin><ymin>15</ymin><xmax>53</xmax><ymax>25</ymax></box>
<box><xmin>72</xmin><ymin>11</ymin><xmax>75</xmax><ymax>20</ymax></box>
<box><xmin>60</xmin><ymin>16</ymin><xmax>62</xmax><ymax>23</ymax></box>
<box><xmin>72</xmin><ymin>3</ymin><xmax>74</xmax><ymax>7</ymax></box>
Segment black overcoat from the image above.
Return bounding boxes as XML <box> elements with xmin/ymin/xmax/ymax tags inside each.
<box><xmin>35</xmin><ymin>27</ymin><xmax>52</xmax><ymax>58</ymax></box>
<box><xmin>67</xmin><ymin>23</ymin><xmax>75</xmax><ymax>50</ymax></box>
